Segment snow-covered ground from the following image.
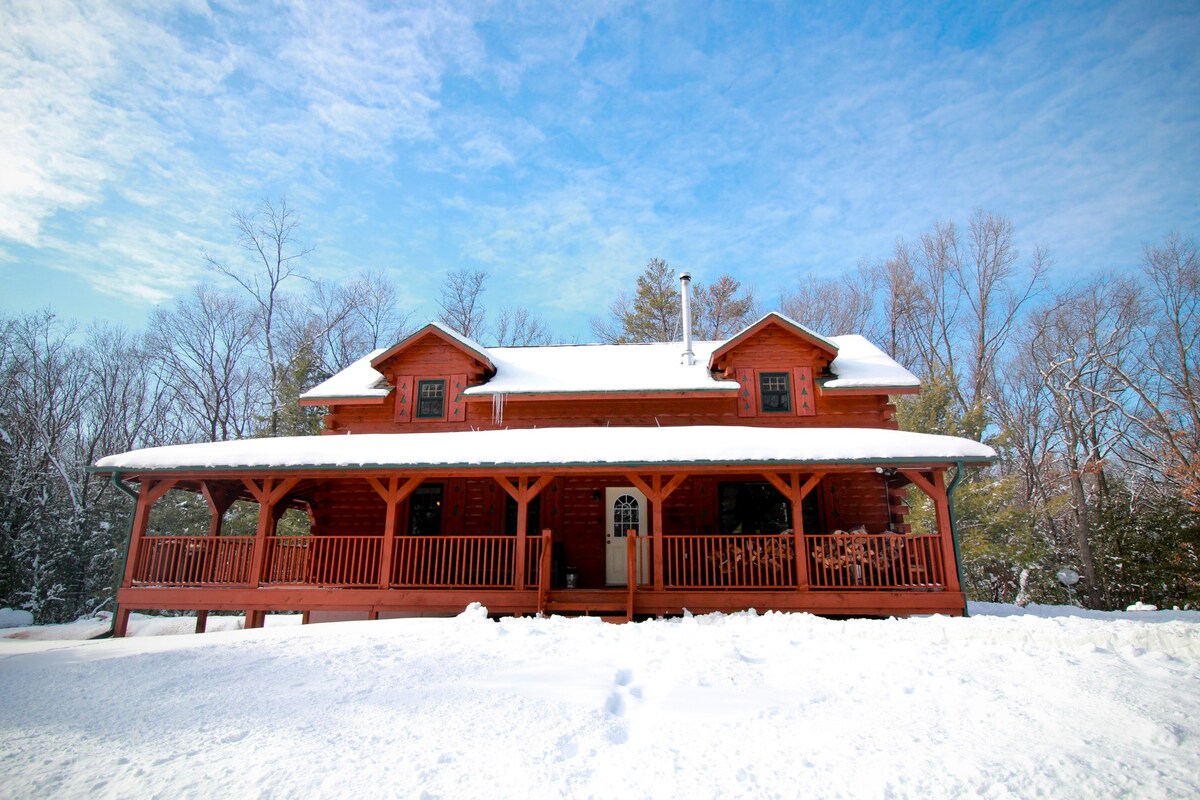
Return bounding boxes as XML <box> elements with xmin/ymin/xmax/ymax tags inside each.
<box><xmin>1</xmin><ymin>604</ymin><xmax>1197</xmax><ymax>799</ymax></box>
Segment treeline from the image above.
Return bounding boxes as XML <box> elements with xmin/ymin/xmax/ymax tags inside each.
<box><xmin>0</xmin><ymin>202</ymin><xmax>1196</xmax><ymax>621</ymax></box>
<box><xmin>792</xmin><ymin>213</ymin><xmax>1199</xmax><ymax>609</ymax></box>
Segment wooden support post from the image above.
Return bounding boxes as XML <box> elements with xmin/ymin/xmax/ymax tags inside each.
<box><xmin>900</xmin><ymin>468</ymin><xmax>962</xmax><ymax>593</ymax></box>
<box><xmin>113</xmin><ymin>607</ymin><xmax>132</xmax><ymax>638</ymax></box>
<box><xmin>762</xmin><ymin>471</ymin><xmax>824</xmax><ymax>591</ymax></box>
<box><xmin>120</xmin><ymin>479</ymin><xmax>177</xmax><ymax>589</ymax></box>
<box><xmin>624</xmin><ymin>473</ymin><xmax>687</xmax><ymax>592</ymax></box>
<box><xmin>368</xmin><ymin>476</ymin><xmax>423</xmax><ymax>589</ymax></box>
<box><xmin>244</xmin><ymin>477</ymin><xmax>300</xmax><ymax>588</ymax></box>
<box><xmin>200</xmin><ymin>481</ymin><xmax>238</xmax><ymax>538</ymax></box>
<box><xmin>494</xmin><ymin>475</ymin><xmax>554</xmax><ymax>590</ymax></box>
<box><xmin>195</xmin><ymin>610</ymin><xmax>208</xmax><ymax>634</ymax></box>
<box><xmin>651</xmin><ymin>475</ymin><xmax>665</xmax><ymax>590</ymax></box>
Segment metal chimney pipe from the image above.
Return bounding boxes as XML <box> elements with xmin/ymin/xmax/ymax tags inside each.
<box><xmin>680</xmin><ymin>271</ymin><xmax>695</xmax><ymax>366</ymax></box>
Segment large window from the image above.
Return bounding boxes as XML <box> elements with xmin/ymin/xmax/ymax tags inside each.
<box><xmin>408</xmin><ymin>484</ymin><xmax>443</xmax><ymax>535</ymax></box>
<box><xmin>415</xmin><ymin>379</ymin><xmax>446</xmax><ymax>419</ymax></box>
<box><xmin>758</xmin><ymin>372</ymin><xmax>792</xmax><ymax>413</ymax></box>
<box><xmin>504</xmin><ymin>494</ymin><xmax>542</xmax><ymax>536</ymax></box>
<box><xmin>719</xmin><ymin>482</ymin><xmax>820</xmax><ymax>535</ymax></box>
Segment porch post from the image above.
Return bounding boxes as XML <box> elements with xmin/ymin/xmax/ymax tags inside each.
<box><xmin>119</xmin><ymin>479</ymin><xmax>178</xmax><ymax>589</ymax></box>
<box><xmin>244</xmin><ymin>477</ymin><xmax>300</xmax><ymax>590</ymax></box>
<box><xmin>762</xmin><ymin>471</ymin><xmax>823</xmax><ymax>591</ymax></box>
<box><xmin>651</xmin><ymin>475</ymin><xmax>665</xmax><ymax>590</ymax></box>
<box><xmin>247</xmin><ymin>478</ymin><xmax>277</xmax><ymax>589</ymax></box>
<box><xmin>931</xmin><ymin>471</ymin><xmax>962</xmax><ymax>593</ymax></box>
<box><xmin>199</xmin><ymin>481</ymin><xmax>237</xmax><ymax>538</ymax></box>
<box><xmin>494</xmin><ymin>476</ymin><xmax>554</xmax><ymax>591</ymax></box>
<box><xmin>115</xmin><ymin>478</ymin><xmax>176</xmax><ymax>638</ymax></box>
<box><xmin>900</xmin><ymin>468</ymin><xmax>963</xmax><ymax>593</ymax></box>
<box><xmin>369</xmin><ymin>476</ymin><xmax>424</xmax><ymax>589</ymax></box>
<box><xmin>515</xmin><ymin>477</ymin><xmax>529</xmax><ymax>590</ymax></box>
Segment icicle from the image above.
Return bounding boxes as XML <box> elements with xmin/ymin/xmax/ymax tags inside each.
<box><xmin>492</xmin><ymin>393</ymin><xmax>505</xmax><ymax>426</ymax></box>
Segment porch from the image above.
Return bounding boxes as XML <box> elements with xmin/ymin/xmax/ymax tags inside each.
<box><xmin>96</xmin><ymin>426</ymin><xmax>992</xmax><ymax>633</ymax></box>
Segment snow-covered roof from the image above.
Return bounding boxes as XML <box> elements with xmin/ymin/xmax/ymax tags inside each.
<box><xmin>824</xmin><ymin>336</ymin><xmax>920</xmax><ymax>390</ymax></box>
<box><xmin>464</xmin><ymin>341</ymin><xmax>733</xmax><ymax>396</ymax></box>
<box><xmin>301</xmin><ymin>349</ymin><xmax>389</xmax><ymax>401</ymax></box>
<box><xmin>300</xmin><ymin>324</ymin><xmax>918</xmax><ymax>403</ymax></box>
<box><xmin>95</xmin><ymin>426</ymin><xmax>994</xmax><ymax>473</ymax></box>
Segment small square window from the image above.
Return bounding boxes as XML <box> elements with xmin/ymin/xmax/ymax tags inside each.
<box><xmin>759</xmin><ymin>372</ymin><xmax>791</xmax><ymax>413</ymax></box>
<box><xmin>416</xmin><ymin>379</ymin><xmax>446</xmax><ymax>419</ymax></box>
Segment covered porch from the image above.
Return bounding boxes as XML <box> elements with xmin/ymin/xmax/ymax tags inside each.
<box><xmin>95</xmin><ymin>426</ymin><xmax>994</xmax><ymax>633</ymax></box>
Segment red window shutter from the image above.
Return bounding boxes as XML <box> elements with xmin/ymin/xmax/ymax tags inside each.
<box><xmin>736</xmin><ymin>368</ymin><xmax>757</xmax><ymax>417</ymax></box>
<box><xmin>449</xmin><ymin>373</ymin><xmax>467</xmax><ymax>422</ymax></box>
<box><xmin>394</xmin><ymin>375</ymin><xmax>414</xmax><ymax>423</ymax></box>
<box><xmin>793</xmin><ymin>366</ymin><xmax>815</xmax><ymax>416</ymax></box>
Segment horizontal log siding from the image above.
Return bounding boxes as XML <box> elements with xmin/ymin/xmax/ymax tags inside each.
<box><xmin>325</xmin><ymin>392</ymin><xmax>896</xmax><ymax>433</ymax></box>
<box><xmin>312</xmin><ymin>479</ymin><xmax>388</xmax><ymax>538</ymax></box>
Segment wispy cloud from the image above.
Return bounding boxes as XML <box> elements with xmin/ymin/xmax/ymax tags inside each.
<box><xmin>0</xmin><ymin>0</ymin><xmax>1196</xmax><ymax>340</ymax></box>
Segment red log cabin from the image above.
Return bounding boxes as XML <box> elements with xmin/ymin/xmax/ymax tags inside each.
<box><xmin>95</xmin><ymin>308</ymin><xmax>993</xmax><ymax>634</ymax></box>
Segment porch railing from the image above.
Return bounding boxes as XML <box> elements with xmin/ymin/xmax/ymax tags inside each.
<box><xmin>658</xmin><ymin>532</ymin><xmax>946</xmax><ymax>591</ymax></box>
<box><xmin>391</xmin><ymin>535</ymin><xmax>517</xmax><ymax>588</ymax></box>
<box><xmin>129</xmin><ymin>531</ymin><xmax>946</xmax><ymax>593</ymax></box>
<box><xmin>264</xmin><ymin>536</ymin><xmax>382</xmax><ymax>587</ymax></box>
<box><xmin>132</xmin><ymin>536</ymin><xmax>255</xmax><ymax>586</ymax></box>
<box><xmin>662</xmin><ymin>533</ymin><xmax>797</xmax><ymax>589</ymax></box>
<box><xmin>129</xmin><ymin>533</ymin><xmax>548</xmax><ymax>590</ymax></box>
<box><xmin>807</xmin><ymin>533</ymin><xmax>946</xmax><ymax>590</ymax></box>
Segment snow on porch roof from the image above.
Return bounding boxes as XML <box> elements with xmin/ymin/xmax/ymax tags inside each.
<box><xmin>94</xmin><ymin>426</ymin><xmax>995</xmax><ymax>474</ymax></box>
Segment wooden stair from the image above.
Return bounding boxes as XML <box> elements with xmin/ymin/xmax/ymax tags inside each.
<box><xmin>544</xmin><ymin>589</ymin><xmax>631</xmax><ymax>622</ymax></box>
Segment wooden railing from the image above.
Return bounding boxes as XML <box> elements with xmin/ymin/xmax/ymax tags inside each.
<box><xmin>525</xmin><ymin>534</ymin><xmax>545</xmax><ymax>591</ymax></box>
<box><xmin>130</xmin><ymin>530</ymin><xmax>944</xmax><ymax>593</ymax></box>
<box><xmin>662</xmin><ymin>533</ymin><xmax>797</xmax><ymax>589</ymax></box>
<box><xmin>657</xmin><ymin>532</ymin><xmax>946</xmax><ymax>591</ymax></box>
<box><xmin>391</xmin><ymin>535</ymin><xmax>517</xmax><ymax>588</ymax></box>
<box><xmin>263</xmin><ymin>536</ymin><xmax>382</xmax><ymax>587</ymax></box>
<box><xmin>807</xmin><ymin>533</ymin><xmax>945</xmax><ymax>590</ymax></box>
<box><xmin>132</xmin><ymin>536</ymin><xmax>255</xmax><ymax>586</ymax></box>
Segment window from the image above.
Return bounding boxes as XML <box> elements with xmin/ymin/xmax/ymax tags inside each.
<box><xmin>504</xmin><ymin>494</ymin><xmax>542</xmax><ymax>536</ymax></box>
<box><xmin>719</xmin><ymin>482</ymin><xmax>820</xmax><ymax>535</ymax></box>
<box><xmin>408</xmin><ymin>485</ymin><xmax>443</xmax><ymax>535</ymax></box>
<box><xmin>416</xmin><ymin>379</ymin><xmax>445</xmax><ymax>419</ymax></box>
<box><xmin>612</xmin><ymin>494</ymin><xmax>640</xmax><ymax>538</ymax></box>
<box><xmin>758</xmin><ymin>372</ymin><xmax>791</xmax><ymax>413</ymax></box>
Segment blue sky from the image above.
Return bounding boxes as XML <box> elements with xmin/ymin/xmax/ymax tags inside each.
<box><xmin>1</xmin><ymin>0</ymin><xmax>1197</xmax><ymax>342</ymax></box>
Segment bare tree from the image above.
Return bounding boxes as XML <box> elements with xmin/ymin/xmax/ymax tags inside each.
<box><xmin>782</xmin><ymin>261</ymin><xmax>879</xmax><ymax>338</ymax></box>
<box><xmin>204</xmin><ymin>197</ymin><xmax>311</xmax><ymax>436</ymax></box>
<box><xmin>493</xmin><ymin>305</ymin><xmax>552</xmax><ymax>346</ymax></box>
<box><xmin>437</xmin><ymin>269</ymin><xmax>488</xmax><ymax>340</ymax></box>
<box><xmin>146</xmin><ymin>287</ymin><xmax>261</xmax><ymax>443</ymax></box>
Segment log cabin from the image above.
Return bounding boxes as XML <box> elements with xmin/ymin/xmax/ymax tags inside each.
<box><xmin>94</xmin><ymin>291</ymin><xmax>993</xmax><ymax>634</ymax></box>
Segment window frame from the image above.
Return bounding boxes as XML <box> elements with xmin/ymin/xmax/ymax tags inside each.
<box><xmin>758</xmin><ymin>371</ymin><xmax>792</xmax><ymax>414</ymax></box>
<box><xmin>415</xmin><ymin>379</ymin><xmax>447</xmax><ymax>420</ymax></box>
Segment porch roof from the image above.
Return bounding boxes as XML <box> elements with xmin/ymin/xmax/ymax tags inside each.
<box><xmin>94</xmin><ymin>426</ymin><xmax>994</xmax><ymax>475</ymax></box>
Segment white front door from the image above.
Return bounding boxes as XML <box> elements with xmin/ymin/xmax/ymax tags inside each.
<box><xmin>605</xmin><ymin>487</ymin><xmax>648</xmax><ymax>586</ymax></box>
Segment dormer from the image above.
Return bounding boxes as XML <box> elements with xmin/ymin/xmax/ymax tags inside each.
<box><xmin>369</xmin><ymin>323</ymin><xmax>495</xmax><ymax>426</ymax></box>
<box><xmin>708</xmin><ymin>312</ymin><xmax>839</xmax><ymax>417</ymax></box>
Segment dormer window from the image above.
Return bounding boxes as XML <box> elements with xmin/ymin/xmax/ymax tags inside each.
<box><xmin>759</xmin><ymin>372</ymin><xmax>791</xmax><ymax>413</ymax></box>
<box><xmin>416</xmin><ymin>380</ymin><xmax>446</xmax><ymax>419</ymax></box>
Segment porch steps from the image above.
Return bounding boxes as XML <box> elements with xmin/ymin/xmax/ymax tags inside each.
<box><xmin>544</xmin><ymin>589</ymin><xmax>631</xmax><ymax>622</ymax></box>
